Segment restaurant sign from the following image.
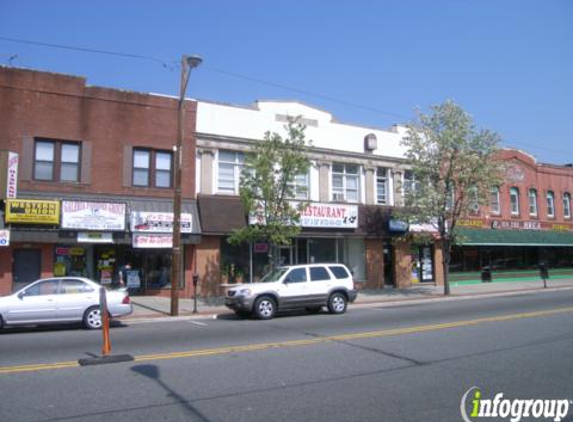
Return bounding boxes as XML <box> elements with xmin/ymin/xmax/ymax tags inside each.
<box><xmin>5</xmin><ymin>199</ymin><xmax>60</xmax><ymax>225</ymax></box>
<box><xmin>130</xmin><ymin>211</ymin><xmax>193</xmax><ymax>233</ymax></box>
<box><xmin>61</xmin><ymin>201</ymin><xmax>126</xmax><ymax>231</ymax></box>
<box><xmin>299</xmin><ymin>203</ymin><xmax>358</xmax><ymax>228</ymax></box>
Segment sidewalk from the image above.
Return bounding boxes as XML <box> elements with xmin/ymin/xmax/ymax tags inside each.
<box><xmin>123</xmin><ymin>277</ymin><xmax>573</xmax><ymax>321</ymax></box>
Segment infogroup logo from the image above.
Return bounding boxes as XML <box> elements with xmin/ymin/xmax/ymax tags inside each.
<box><xmin>460</xmin><ymin>387</ymin><xmax>571</xmax><ymax>422</ymax></box>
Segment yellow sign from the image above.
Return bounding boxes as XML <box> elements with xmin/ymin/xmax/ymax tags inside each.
<box><xmin>5</xmin><ymin>199</ymin><xmax>60</xmax><ymax>225</ymax></box>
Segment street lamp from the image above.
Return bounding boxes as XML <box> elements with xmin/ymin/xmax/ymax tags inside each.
<box><xmin>171</xmin><ymin>54</ymin><xmax>202</xmax><ymax>316</ymax></box>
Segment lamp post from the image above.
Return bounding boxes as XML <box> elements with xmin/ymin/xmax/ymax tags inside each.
<box><xmin>171</xmin><ymin>54</ymin><xmax>202</xmax><ymax>316</ymax></box>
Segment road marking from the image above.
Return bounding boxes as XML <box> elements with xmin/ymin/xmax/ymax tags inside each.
<box><xmin>2</xmin><ymin>306</ymin><xmax>573</xmax><ymax>375</ymax></box>
<box><xmin>188</xmin><ymin>320</ymin><xmax>208</xmax><ymax>327</ymax></box>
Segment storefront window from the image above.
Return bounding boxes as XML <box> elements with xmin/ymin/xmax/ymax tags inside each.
<box><xmin>54</xmin><ymin>246</ymin><xmax>88</xmax><ymax>278</ymax></box>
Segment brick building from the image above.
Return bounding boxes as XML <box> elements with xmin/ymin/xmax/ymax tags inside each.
<box><xmin>451</xmin><ymin>148</ymin><xmax>573</xmax><ymax>282</ymax></box>
<box><xmin>0</xmin><ymin>66</ymin><xmax>201</xmax><ymax>297</ymax></box>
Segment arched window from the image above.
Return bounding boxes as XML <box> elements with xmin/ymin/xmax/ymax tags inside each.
<box><xmin>510</xmin><ymin>187</ymin><xmax>520</xmax><ymax>216</ymax></box>
<box><xmin>528</xmin><ymin>189</ymin><xmax>538</xmax><ymax>216</ymax></box>
<box><xmin>490</xmin><ymin>186</ymin><xmax>500</xmax><ymax>214</ymax></box>
<box><xmin>563</xmin><ymin>193</ymin><xmax>571</xmax><ymax>219</ymax></box>
<box><xmin>547</xmin><ymin>191</ymin><xmax>555</xmax><ymax>218</ymax></box>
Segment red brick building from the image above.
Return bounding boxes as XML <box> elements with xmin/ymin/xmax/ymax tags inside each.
<box><xmin>451</xmin><ymin>148</ymin><xmax>573</xmax><ymax>281</ymax></box>
<box><xmin>0</xmin><ymin>66</ymin><xmax>201</xmax><ymax>296</ymax></box>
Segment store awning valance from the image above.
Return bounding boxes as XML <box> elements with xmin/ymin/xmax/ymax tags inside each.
<box><xmin>455</xmin><ymin>228</ymin><xmax>573</xmax><ymax>247</ymax></box>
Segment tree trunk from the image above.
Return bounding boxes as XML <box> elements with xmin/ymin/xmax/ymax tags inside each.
<box><xmin>442</xmin><ymin>237</ymin><xmax>451</xmax><ymax>296</ymax></box>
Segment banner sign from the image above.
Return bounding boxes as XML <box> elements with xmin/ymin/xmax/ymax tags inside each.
<box><xmin>5</xmin><ymin>199</ymin><xmax>60</xmax><ymax>224</ymax></box>
<box><xmin>132</xmin><ymin>234</ymin><xmax>173</xmax><ymax>248</ymax></box>
<box><xmin>77</xmin><ymin>232</ymin><xmax>114</xmax><ymax>243</ymax></box>
<box><xmin>299</xmin><ymin>203</ymin><xmax>358</xmax><ymax>228</ymax></box>
<box><xmin>0</xmin><ymin>230</ymin><xmax>10</xmax><ymax>246</ymax></box>
<box><xmin>458</xmin><ymin>218</ymin><xmax>573</xmax><ymax>232</ymax></box>
<box><xmin>6</xmin><ymin>152</ymin><xmax>18</xmax><ymax>199</ymax></box>
<box><xmin>130</xmin><ymin>211</ymin><xmax>193</xmax><ymax>233</ymax></box>
<box><xmin>61</xmin><ymin>201</ymin><xmax>126</xmax><ymax>231</ymax></box>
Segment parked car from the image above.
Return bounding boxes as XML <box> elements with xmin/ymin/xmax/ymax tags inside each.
<box><xmin>0</xmin><ymin>277</ymin><xmax>133</xmax><ymax>330</ymax></box>
<box><xmin>225</xmin><ymin>263</ymin><xmax>358</xmax><ymax>320</ymax></box>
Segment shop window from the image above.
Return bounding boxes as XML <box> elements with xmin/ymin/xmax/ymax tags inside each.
<box><xmin>217</xmin><ymin>150</ymin><xmax>245</xmax><ymax>194</ymax></box>
<box><xmin>376</xmin><ymin>167</ymin><xmax>388</xmax><ymax>204</ymax></box>
<box><xmin>547</xmin><ymin>191</ymin><xmax>555</xmax><ymax>218</ymax></box>
<box><xmin>564</xmin><ymin>193</ymin><xmax>572</xmax><ymax>219</ymax></box>
<box><xmin>34</xmin><ymin>139</ymin><xmax>81</xmax><ymax>182</ymax></box>
<box><xmin>510</xmin><ymin>187</ymin><xmax>520</xmax><ymax>216</ymax></box>
<box><xmin>490</xmin><ymin>186</ymin><xmax>501</xmax><ymax>215</ymax></box>
<box><xmin>528</xmin><ymin>189</ymin><xmax>538</xmax><ymax>216</ymax></box>
<box><xmin>133</xmin><ymin>148</ymin><xmax>173</xmax><ymax>188</ymax></box>
<box><xmin>332</xmin><ymin>163</ymin><xmax>360</xmax><ymax>202</ymax></box>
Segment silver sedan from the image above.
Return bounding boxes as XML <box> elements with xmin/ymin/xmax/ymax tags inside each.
<box><xmin>0</xmin><ymin>277</ymin><xmax>133</xmax><ymax>330</ymax></box>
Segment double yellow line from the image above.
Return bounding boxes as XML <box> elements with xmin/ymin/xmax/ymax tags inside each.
<box><xmin>2</xmin><ymin>306</ymin><xmax>573</xmax><ymax>375</ymax></box>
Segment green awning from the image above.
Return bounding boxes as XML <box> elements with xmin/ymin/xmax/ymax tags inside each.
<box><xmin>455</xmin><ymin>228</ymin><xmax>573</xmax><ymax>247</ymax></box>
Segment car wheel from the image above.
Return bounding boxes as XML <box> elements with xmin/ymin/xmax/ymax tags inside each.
<box><xmin>305</xmin><ymin>307</ymin><xmax>322</xmax><ymax>314</ymax></box>
<box><xmin>83</xmin><ymin>306</ymin><xmax>103</xmax><ymax>330</ymax></box>
<box><xmin>327</xmin><ymin>292</ymin><xmax>347</xmax><ymax>314</ymax></box>
<box><xmin>253</xmin><ymin>296</ymin><xmax>276</xmax><ymax>320</ymax></box>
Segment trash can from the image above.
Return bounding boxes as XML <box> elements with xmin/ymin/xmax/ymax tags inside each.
<box><xmin>481</xmin><ymin>266</ymin><xmax>492</xmax><ymax>283</ymax></box>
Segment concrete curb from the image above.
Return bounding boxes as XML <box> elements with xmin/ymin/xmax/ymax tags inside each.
<box><xmin>119</xmin><ymin>285</ymin><xmax>573</xmax><ymax>325</ymax></box>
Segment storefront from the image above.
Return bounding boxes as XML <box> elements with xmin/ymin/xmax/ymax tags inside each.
<box><xmin>450</xmin><ymin>219</ymin><xmax>573</xmax><ymax>282</ymax></box>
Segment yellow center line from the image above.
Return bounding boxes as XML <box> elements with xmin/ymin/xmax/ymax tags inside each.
<box><xmin>2</xmin><ymin>306</ymin><xmax>572</xmax><ymax>375</ymax></box>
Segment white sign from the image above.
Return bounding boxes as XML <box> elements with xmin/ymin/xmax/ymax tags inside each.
<box><xmin>6</xmin><ymin>152</ymin><xmax>18</xmax><ymax>199</ymax></box>
<box><xmin>77</xmin><ymin>232</ymin><xmax>114</xmax><ymax>243</ymax></box>
<box><xmin>0</xmin><ymin>230</ymin><xmax>10</xmax><ymax>246</ymax></box>
<box><xmin>61</xmin><ymin>201</ymin><xmax>126</xmax><ymax>231</ymax></box>
<box><xmin>130</xmin><ymin>211</ymin><xmax>193</xmax><ymax>233</ymax></box>
<box><xmin>299</xmin><ymin>203</ymin><xmax>358</xmax><ymax>228</ymax></box>
<box><xmin>133</xmin><ymin>233</ymin><xmax>173</xmax><ymax>248</ymax></box>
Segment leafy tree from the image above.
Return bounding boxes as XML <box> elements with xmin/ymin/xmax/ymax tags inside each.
<box><xmin>228</xmin><ymin>119</ymin><xmax>312</xmax><ymax>266</ymax></box>
<box><xmin>401</xmin><ymin>100</ymin><xmax>504</xmax><ymax>295</ymax></box>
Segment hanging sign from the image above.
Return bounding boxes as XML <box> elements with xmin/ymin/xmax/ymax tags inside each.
<box><xmin>130</xmin><ymin>211</ymin><xmax>193</xmax><ymax>233</ymax></box>
<box><xmin>77</xmin><ymin>232</ymin><xmax>114</xmax><ymax>243</ymax></box>
<box><xmin>132</xmin><ymin>234</ymin><xmax>173</xmax><ymax>248</ymax></box>
<box><xmin>6</xmin><ymin>152</ymin><xmax>18</xmax><ymax>199</ymax></box>
<box><xmin>61</xmin><ymin>201</ymin><xmax>126</xmax><ymax>231</ymax></box>
<box><xmin>0</xmin><ymin>230</ymin><xmax>10</xmax><ymax>246</ymax></box>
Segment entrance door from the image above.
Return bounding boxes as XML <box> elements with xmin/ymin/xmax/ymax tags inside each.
<box><xmin>276</xmin><ymin>246</ymin><xmax>293</xmax><ymax>267</ymax></box>
<box><xmin>13</xmin><ymin>249</ymin><xmax>41</xmax><ymax>292</ymax></box>
<box><xmin>383</xmin><ymin>243</ymin><xmax>394</xmax><ymax>286</ymax></box>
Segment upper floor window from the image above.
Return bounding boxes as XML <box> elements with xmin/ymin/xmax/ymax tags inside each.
<box><xmin>332</xmin><ymin>163</ymin><xmax>359</xmax><ymax>202</ymax></box>
<box><xmin>376</xmin><ymin>167</ymin><xmax>388</xmax><ymax>205</ymax></box>
<box><xmin>218</xmin><ymin>150</ymin><xmax>244</xmax><ymax>194</ymax></box>
<box><xmin>510</xmin><ymin>187</ymin><xmax>520</xmax><ymax>216</ymax></box>
<box><xmin>490</xmin><ymin>186</ymin><xmax>501</xmax><ymax>214</ymax></box>
<box><xmin>403</xmin><ymin>170</ymin><xmax>417</xmax><ymax>198</ymax></box>
<box><xmin>289</xmin><ymin>172</ymin><xmax>309</xmax><ymax>200</ymax></box>
<box><xmin>563</xmin><ymin>193</ymin><xmax>572</xmax><ymax>219</ymax></box>
<box><xmin>34</xmin><ymin>139</ymin><xmax>80</xmax><ymax>182</ymax></box>
<box><xmin>133</xmin><ymin>148</ymin><xmax>173</xmax><ymax>188</ymax></box>
<box><xmin>528</xmin><ymin>189</ymin><xmax>538</xmax><ymax>216</ymax></box>
<box><xmin>547</xmin><ymin>191</ymin><xmax>555</xmax><ymax>218</ymax></box>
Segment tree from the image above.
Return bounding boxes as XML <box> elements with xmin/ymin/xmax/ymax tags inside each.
<box><xmin>401</xmin><ymin>100</ymin><xmax>504</xmax><ymax>295</ymax></box>
<box><xmin>228</xmin><ymin>119</ymin><xmax>312</xmax><ymax>267</ymax></box>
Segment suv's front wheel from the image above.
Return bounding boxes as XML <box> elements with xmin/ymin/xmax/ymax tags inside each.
<box><xmin>253</xmin><ymin>296</ymin><xmax>277</xmax><ymax>320</ymax></box>
<box><xmin>327</xmin><ymin>292</ymin><xmax>347</xmax><ymax>314</ymax></box>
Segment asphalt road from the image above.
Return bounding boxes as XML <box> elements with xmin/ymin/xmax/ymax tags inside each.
<box><xmin>1</xmin><ymin>289</ymin><xmax>573</xmax><ymax>422</ymax></box>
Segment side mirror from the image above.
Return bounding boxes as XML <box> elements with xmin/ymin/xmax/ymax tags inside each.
<box><xmin>17</xmin><ymin>291</ymin><xmax>25</xmax><ymax>299</ymax></box>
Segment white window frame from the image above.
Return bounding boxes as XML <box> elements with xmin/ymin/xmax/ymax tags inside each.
<box><xmin>331</xmin><ymin>163</ymin><xmax>360</xmax><ymax>203</ymax></box>
<box><xmin>547</xmin><ymin>191</ymin><xmax>555</xmax><ymax>218</ymax></box>
<box><xmin>510</xmin><ymin>187</ymin><xmax>520</xmax><ymax>216</ymax></box>
<box><xmin>528</xmin><ymin>189</ymin><xmax>538</xmax><ymax>217</ymax></box>
<box><xmin>564</xmin><ymin>193</ymin><xmax>571</xmax><ymax>219</ymax></box>
<box><xmin>376</xmin><ymin>167</ymin><xmax>388</xmax><ymax>205</ymax></box>
<box><xmin>490</xmin><ymin>186</ymin><xmax>501</xmax><ymax>215</ymax></box>
<box><xmin>217</xmin><ymin>150</ymin><xmax>244</xmax><ymax>194</ymax></box>
<box><xmin>289</xmin><ymin>172</ymin><xmax>310</xmax><ymax>200</ymax></box>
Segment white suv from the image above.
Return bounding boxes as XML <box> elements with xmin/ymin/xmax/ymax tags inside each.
<box><xmin>225</xmin><ymin>263</ymin><xmax>358</xmax><ymax>319</ymax></box>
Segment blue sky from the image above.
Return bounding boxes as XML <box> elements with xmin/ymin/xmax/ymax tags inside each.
<box><xmin>1</xmin><ymin>0</ymin><xmax>571</xmax><ymax>164</ymax></box>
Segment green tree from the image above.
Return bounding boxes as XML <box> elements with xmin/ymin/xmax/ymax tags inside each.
<box><xmin>228</xmin><ymin>119</ymin><xmax>312</xmax><ymax>266</ymax></box>
<box><xmin>401</xmin><ymin>100</ymin><xmax>504</xmax><ymax>295</ymax></box>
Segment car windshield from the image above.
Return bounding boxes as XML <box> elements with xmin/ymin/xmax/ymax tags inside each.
<box><xmin>259</xmin><ymin>267</ymin><xmax>288</xmax><ymax>283</ymax></box>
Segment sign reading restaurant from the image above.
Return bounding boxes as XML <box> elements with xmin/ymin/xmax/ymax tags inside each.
<box><xmin>299</xmin><ymin>203</ymin><xmax>358</xmax><ymax>229</ymax></box>
<box><xmin>61</xmin><ymin>201</ymin><xmax>126</xmax><ymax>231</ymax></box>
<box><xmin>5</xmin><ymin>199</ymin><xmax>60</xmax><ymax>224</ymax></box>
